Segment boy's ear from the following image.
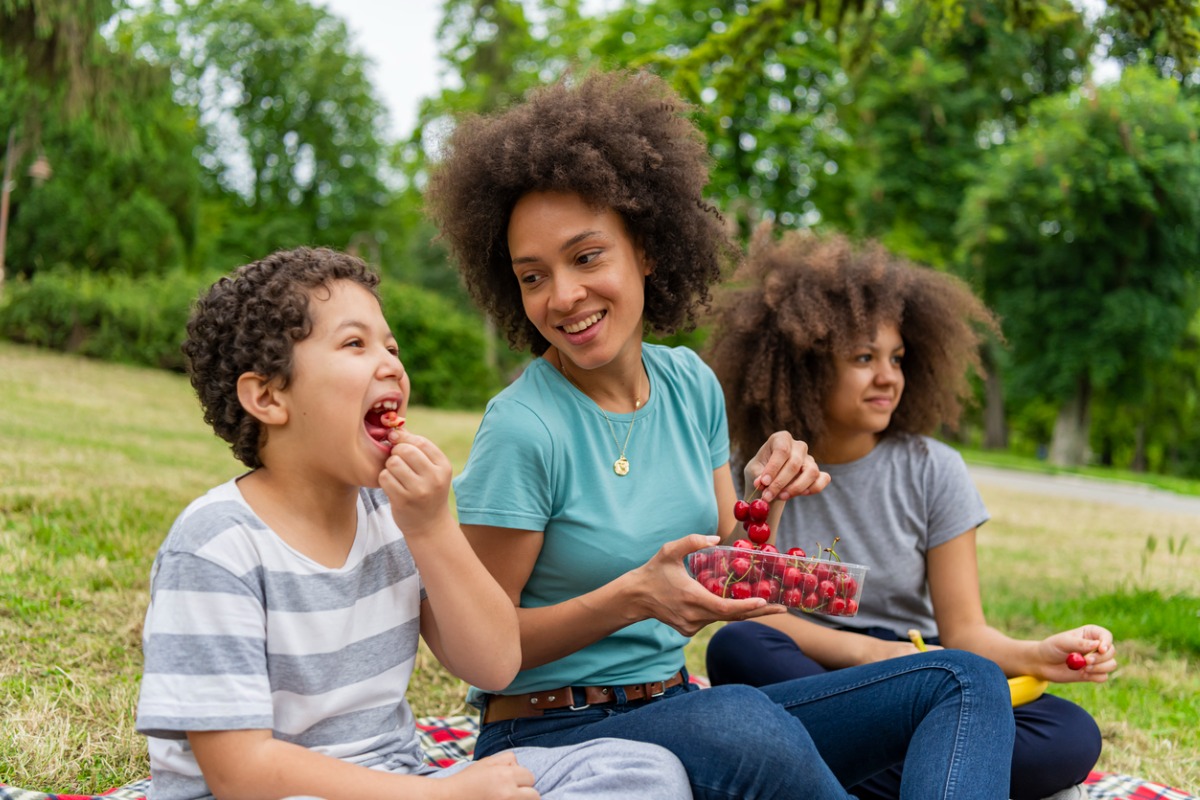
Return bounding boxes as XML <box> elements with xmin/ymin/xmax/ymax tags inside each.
<box><xmin>237</xmin><ymin>372</ymin><xmax>289</xmax><ymax>426</ymax></box>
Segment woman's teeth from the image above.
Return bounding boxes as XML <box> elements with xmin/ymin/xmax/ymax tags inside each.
<box><xmin>562</xmin><ymin>312</ymin><xmax>603</xmax><ymax>334</ymax></box>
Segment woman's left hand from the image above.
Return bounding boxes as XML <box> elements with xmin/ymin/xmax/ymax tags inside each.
<box><xmin>745</xmin><ymin>431</ymin><xmax>831</xmax><ymax>503</ymax></box>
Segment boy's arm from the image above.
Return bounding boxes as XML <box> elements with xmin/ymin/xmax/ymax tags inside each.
<box><xmin>188</xmin><ymin>729</ymin><xmax>537</xmax><ymax>800</ymax></box>
<box><xmin>378</xmin><ymin>429</ymin><xmax>522</xmax><ymax>690</ymax></box>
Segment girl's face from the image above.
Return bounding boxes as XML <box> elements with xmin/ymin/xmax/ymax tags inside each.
<box><xmin>507</xmin><ymin>190</ymin><xmax>652</xmax><ymax>373</ymax></box>
<box><xmin>822</xmin><ymin>321</ymin><xmax>905</xmax><ymax>458</ymax></box>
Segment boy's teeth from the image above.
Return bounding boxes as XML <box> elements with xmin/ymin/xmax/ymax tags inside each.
<box><xmin>563</xmin><ymin>312</ymin><xmax>602</xmax><ymax>334</ymax></box>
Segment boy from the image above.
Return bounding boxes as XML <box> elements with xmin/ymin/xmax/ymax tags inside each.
<box><xmin>136</xmin><ymin>247</ymin><xmax>690</xmax><ymax>800</ymax></box>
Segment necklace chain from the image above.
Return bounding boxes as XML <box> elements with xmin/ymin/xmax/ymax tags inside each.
<box><xmin>557</xmin><ymin>354</ymin><xmax>644</xmax><ymax>477</ymax></box>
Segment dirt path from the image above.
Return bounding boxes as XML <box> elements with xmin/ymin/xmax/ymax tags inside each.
<box><xmin>967</xmin><ymin>464</ymin><xmax>1200</xmax><ymax>518</ymax></box>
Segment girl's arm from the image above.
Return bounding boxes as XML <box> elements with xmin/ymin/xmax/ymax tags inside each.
<box><xmin>928</xmin><ymin>531</ymin><xmax>1117</xmax><ymax>682</ymax></box>
<box><xmin>745</xmin><ymin>611</ymin><xmax>925</xmax><ymax>669</ymax></box>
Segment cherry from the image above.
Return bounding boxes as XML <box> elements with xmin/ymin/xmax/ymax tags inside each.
<box><xmin>782</xmin><ymin>566</ymin><xmax>804</xmax><ymax>589</ymax></box>
<box><xmin>703</xmin><ymin>577</ymin><xmax>726</xmax><ymax>597</ymax></box>
<box><xmin>729</xmin><ymin>582</ymin><xmax>753</xmax><ymax>600</ymax></box>
<box><xmin>759</xmin><ymin>543</ymin><xmax>779</xmax><ymax>555</ymax></box>
<box><xmin>752</xmin><ymin>579</ymin><xmax>779</xmax><ymax>602</ymax></box>
<box><xmin>1065</xmin><ymin>652</ymin><xmax>1087</xmax><ymax>671</ymax></box>
<box><xmin>732</xmin><ymin>539</ymin><xmax>755</xmax><ymax>550</ymax></box>
<box><xmin>802</xmin><ymin>592</ymin><xmax>821</xmax><ymax>611</ymax></box>
<box><xmin>733</xmin><ymin>500</ymin><xmax>751</xmax><ymax>522</ymax></box>
<box><xmin>817</xmin><ymin>580</ymin><xmax>837</xmax><ymax>599</ymax></box>
<box><xmin>786</xmin><ymin>547</ymin><xmax>807</xmax><ymax>558</ymax></box>
<box><xmin>730</xmin><ymin>556</ymin><xmax>753</xmax><ymax>578</ymax></box>
<box><xmin>747</xmin><ymin>522</ymin><xmax>771</xmax><ymax>545</ymax></box>
<box><xmin>799</xmin><ymin>573</ymin><xmax>819</xmax><ymax>594</ymax></box>
<box><xmin>749</xmin><ymin>498</ymin><xmax>770</xmax><ymax>523</ymax></box>
<box><xmin>783</xmin><ymin>587</ymin><xmax>803</xmax><ymax>608</ymax></box>
<box><xmin>827</xmin><ymin>597</ymin><xmax>847</xmax><ymax>615</ymax></box>
<box><xmin>844</xmin><ymin>598</ymin><xmax>859</xmax><ymax>616</ymax></box>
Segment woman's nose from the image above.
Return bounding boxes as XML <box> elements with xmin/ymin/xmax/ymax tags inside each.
<box><xmin>549</xmin><ymin>273</ymin><xmax>586</xmax><ymax>310</ymax></box>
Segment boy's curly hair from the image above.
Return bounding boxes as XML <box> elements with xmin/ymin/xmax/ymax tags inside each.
<box><xmin>706</xmin><ymin>228</ymin><xmax>1001</xmax><ymax>459</ymax></box>
<box><xmin>182</xmin><ymin>247</ymin><xmax>380</xmax><ymax>469</ymax></box>
<box><xmin>425</xmin><ymin>70</ymin><xmax>735</xmax><ymax>355</ymax></box>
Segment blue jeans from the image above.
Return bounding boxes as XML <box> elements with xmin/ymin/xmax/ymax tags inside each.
<box><xmin>708</xmin><ymin>621</ymin><xmax>1101</xmax><ymax>800</ymax></box>
<box><xmin>475</xmin><ymin>650</ymin><xmax>1014</xmax><ymax>800</ymax></box>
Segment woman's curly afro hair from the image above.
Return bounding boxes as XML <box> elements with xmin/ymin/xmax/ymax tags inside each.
<box><xmin>425</xmin><ymin>69</ymin><xmax>735</xmax><ymax>355</ymax></box>
<box><xmin>182</xmin><ymin>247</ymin><xmax>380</xmax><ymax>469</ymax></box>
<box><xmin>706</xmin><ymin>228</ymin><xmax>1001</xmax><ymax>460</ymax></box>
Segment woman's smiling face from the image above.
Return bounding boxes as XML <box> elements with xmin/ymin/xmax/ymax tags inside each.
<box><xmin>507</xmin><ymin>190</ymin><xmax>652</xmax><ymax>372</ymax></box>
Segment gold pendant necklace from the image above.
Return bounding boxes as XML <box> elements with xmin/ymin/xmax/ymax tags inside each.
<box><xmin>602</xmin><ymin>399</ymin><xmax>640</xmax><ymax>476</ymax></box>
<box><xmin>557</xmin><ymin>353</ymin><xmax>645</xmax><ymax>477</ymax></box>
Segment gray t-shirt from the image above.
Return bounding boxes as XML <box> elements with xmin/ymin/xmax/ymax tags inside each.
<box><xmin>771</xmin><ymin>434</ymin><xmax>988</xmax><ymax>637</ymax></box>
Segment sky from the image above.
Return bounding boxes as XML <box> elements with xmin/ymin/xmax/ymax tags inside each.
<box><xmin>318</xmin><ymin>0</ymin><xmax>446</xmax><ymax>140</ymax></box>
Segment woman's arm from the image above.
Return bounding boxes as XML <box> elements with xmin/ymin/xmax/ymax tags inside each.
<box><xmin>463</xmin><ymin>505</ymin><xmax>784</xmax><ymax>671</ymax></box>
<box><xmin>928</xmin><ymin>531</ymin><xmax>1117</xmax><ymax>682</ymax></box>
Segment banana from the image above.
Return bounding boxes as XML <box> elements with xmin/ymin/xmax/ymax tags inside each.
<box><xmin>1008</xmin><ymin>675</ymin><xmax>1048</xmax><ymax>707</ymax></box>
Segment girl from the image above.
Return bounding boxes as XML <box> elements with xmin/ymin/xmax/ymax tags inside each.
<box><xmin>705</xmin><ymin>228</ymin><xmax>1116</xmax><ymax>800</ymax></box>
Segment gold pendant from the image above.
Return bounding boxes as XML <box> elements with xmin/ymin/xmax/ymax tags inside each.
<box><xmin>613</xmin><ymin>456</ymin><xmax>630</xmax><ymax>476</ymax></box>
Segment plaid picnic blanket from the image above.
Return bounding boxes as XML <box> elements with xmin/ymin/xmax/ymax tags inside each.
<box><xmin>2</xmin><ymin>715</ymin><xmax>1195</xmax><ymax>800</ymax></box>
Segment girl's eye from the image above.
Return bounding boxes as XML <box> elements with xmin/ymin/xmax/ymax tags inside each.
<box><xmin>345</xmin><ymin>338</ymin><xmax>364</xmax><ymax>349</ymax></box>
<box><xmin>387</xmin><ymin>345</ymin><xmax>400</xmax><ymax>357</ymax></box>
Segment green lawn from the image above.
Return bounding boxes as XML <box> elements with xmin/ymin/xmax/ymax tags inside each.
<box><xmin>2</xmin><ymin>341</ymin><xmax>1197</xmax><ymax>794</ymax></box>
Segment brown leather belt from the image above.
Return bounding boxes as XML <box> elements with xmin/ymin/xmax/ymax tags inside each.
<box><xmin>482</xmin><ymin>670</ymin><xmax>685</xmax><ymax>724</ymax></box>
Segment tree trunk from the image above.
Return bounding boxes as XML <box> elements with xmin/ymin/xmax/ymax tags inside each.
<box><xmin>1131</xmin><ymin>421</ymin><xmax>1148</xmax><ymax>472</ymax></box>
<box><xmin>1049</xmin><ymin>375</ymin><xmax>1092</xmax><ymax>466</ymax></box>
<box><xmin>982</xmin><ymin>343</ymin><xmax>1008</xmax><ymax>449</ymax></box>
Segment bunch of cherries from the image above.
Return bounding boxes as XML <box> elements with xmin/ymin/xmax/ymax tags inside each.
<box><xmin>686</xmin><ymin>496</ymin><xmax>862</xmax><ymax>616</ymax></box>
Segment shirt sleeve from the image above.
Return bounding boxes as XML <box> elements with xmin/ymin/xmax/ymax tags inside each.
<box><xmin>137</xmin><ymin>551</ymin><xmax>273</xmax><ymax>737</ymax></box>
<box><xmin>925</xmin><ymin>443</ymin><xmax>990</xmax><ymax>550</ymax></box>
<box><xmin>452</xmin><ymin>398</ymin><xmax>556</xmax><ymax>532</ymax></box>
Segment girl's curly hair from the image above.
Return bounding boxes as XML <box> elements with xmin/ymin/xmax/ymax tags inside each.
<box><xmin>425</xmin><ymin>70</ymin><xmax>736</xmax><ymax>355</ymax></box>
<box><xmin>182</xmin><ymin>247</ymin><xmax>380</xmax><ymax>468</ymax></box>
<box><xmin>706</xmin><ymin>228</ymin><xmax>1001</xmax><ymax>459</ymax></box>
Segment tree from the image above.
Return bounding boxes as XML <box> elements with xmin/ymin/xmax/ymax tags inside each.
<box><xmin>120</xmin><ymin>0</ymin><xmax>391</xmax><ymax>261</ymax></box>
<box><xmin>956</xmin><ymin>66</ymin><xmax>1200</xmax><ymax>466</ymax></box>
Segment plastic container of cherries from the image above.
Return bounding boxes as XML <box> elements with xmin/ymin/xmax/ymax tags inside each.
<box><xmin>685</xmin><ymin>544</ymin><xmax>869</xmax><ymax>617</ymax></box>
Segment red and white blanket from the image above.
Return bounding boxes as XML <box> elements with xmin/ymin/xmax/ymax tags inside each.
<box><xmin>2</xmin><ymin>715</ymin><xmax>1194</xmax><ymax>800</ymax></box>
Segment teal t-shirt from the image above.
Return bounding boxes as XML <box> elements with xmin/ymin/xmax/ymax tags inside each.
<box><xmin>453</xmin><ymin>344</ymin><xmax>730</xmax><ymax>695</ymax></box>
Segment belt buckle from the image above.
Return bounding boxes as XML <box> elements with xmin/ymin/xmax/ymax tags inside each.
<box><xmin>649</xmin><ymin>680</ymin><xmax>667</xmax><ymax>698</ymax></box>
<box><xmin>568</xmin><ymin>686</ymin><xmax>591</xmax><ymax>711</ymax></box>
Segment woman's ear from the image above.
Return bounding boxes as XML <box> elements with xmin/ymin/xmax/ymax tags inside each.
<box><xmin>237</xmin><ymin>372</ymin><xmax>288</xmax><ymax>426</ymax></box>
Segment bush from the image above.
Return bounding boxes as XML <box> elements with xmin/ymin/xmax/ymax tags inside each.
<box><xmin>0</xmin><ymin>269</ymin><xmax>504</xmax><ymax>409</ymax></box>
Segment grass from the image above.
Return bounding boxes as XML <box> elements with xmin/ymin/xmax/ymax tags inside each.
<box><xmin>2</xmin><ymin>340</ymin><xmax>1198</xmax><ymax>794</ymax></box>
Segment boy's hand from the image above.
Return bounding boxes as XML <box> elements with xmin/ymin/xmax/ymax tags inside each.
<box><xmin>378</xmin><ymin>428</ymin><xmax>455</xmax><ymax>537</ymax></box>
<box><xmin>440</xmin><ymin>752</ymin><xmax>539</xmax><ymax>799</ymax></box>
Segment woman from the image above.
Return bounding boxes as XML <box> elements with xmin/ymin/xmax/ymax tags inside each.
<box><xmin>704</xmin><ymin>229</ymin><xmax>1116</xmax><ymax>800</ymax></box>
<box><xmin>426</xmin><ymin>70</ymin><xmax>1015</xmax><ymax>800</ymax></box>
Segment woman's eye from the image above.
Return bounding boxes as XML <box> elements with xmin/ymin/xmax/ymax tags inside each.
<box><xmin>577</xmin><ymin>250</ymin><xmax>601</xmax><ymax>265</ymax></box>
<box><xmin>345</xmin><ymin>338</ymin><xmax>364</xmax><ymax>349</ymax></box>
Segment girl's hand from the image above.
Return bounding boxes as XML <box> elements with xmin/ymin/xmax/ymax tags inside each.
<box><xmin>1038</xmin><ymin>625</ymin><xmax>1118</xmax><ymax>683</ymax></box>
<box><xmin>630</xmin><ymin>534</ymin><xmax>785</xmax><ymax>637</ymax></box>
<box><xmin>744</xmin><ymin>432</ymin><xmax>831</xmax><ymax>503</ymax></box>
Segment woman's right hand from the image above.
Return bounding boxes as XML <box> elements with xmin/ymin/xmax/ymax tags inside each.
<box><xmin>630</xmin><ymin>534</ymin><xmax>786</xmax><ymax>636</ymax></box>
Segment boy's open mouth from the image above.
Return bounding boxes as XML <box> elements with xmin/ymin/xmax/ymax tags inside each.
<box><xmin>364</xmin><ymin>399</ymin><xmax>403</xmax><ymax>444</ymax></box>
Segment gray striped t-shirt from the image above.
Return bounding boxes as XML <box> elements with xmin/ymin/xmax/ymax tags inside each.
<box><xmin>136</xmin><ymin>479</ymin><xmax>429</xmax><ymax>800</ymax></box>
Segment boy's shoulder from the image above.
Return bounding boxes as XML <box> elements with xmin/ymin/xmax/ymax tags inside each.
<box><xmin>160</xmin><ymin>478</ymin><xmax>259</xmax><ymax>555</ymax></box>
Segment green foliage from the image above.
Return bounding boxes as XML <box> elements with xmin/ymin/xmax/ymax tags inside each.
<box><xmin>957</xmin><ymin>66</ymin><xmax>1200</xmax><ymax>407</ymax></box>
<box><xmin>0</xmin><ymin>267</ymin><xmax>504</xmax><ymax>409</ymax></box>
<box><xmin>376</xmin><ymin>280</ymin><xmax>504</xmax><ymax>409</ymax></box>
<box><xmin>0</xmin><ymin>269</ymin><xmax>199</xmax><ymax>368</ymax></box>
<box><xmin>118</xmin><ymin>0</ymin><xmax>391</xmax><ymax>259</ymax></box>
<box><xmin>1022</xmin><ymin>589</ymin><xmax>1200</xmax><ymax>657</ymax></box>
